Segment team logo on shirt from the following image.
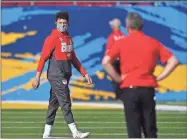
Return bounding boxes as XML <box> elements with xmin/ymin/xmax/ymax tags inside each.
<box><xmin>113</xmin><ymin>36</ymin><xmax>124</xmax><ymax>41</ymax></box>
<box><xmin>67</xmin><ymin>53</ymin><xmax>71</xmax><ymax>57</ymax></box>
<box><xmin>59</xmin><ymin>37</ymin><xmax>73</xmax><ymax>52</ymax></box>
<box><xmin>62</xmin><ymin>79</ymin><xmax>68</xmax><ymax>85</ymax></box>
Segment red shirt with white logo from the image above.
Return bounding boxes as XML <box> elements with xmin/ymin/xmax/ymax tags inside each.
<box><xmin>107</xmin><ymin>31</ymin><xmax>173</xmax><ymax>88</ymax></box>
<box><xmin>105</xmin><ymin>29</ymin><xmax>125</xmax><ymax>55</ymax></box>
<box><xmin>37</xmin><ymin>29</ymin><xmax>87</xmax><ymax>78</ymax></box>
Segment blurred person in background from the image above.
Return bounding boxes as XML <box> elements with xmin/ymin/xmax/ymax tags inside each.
<box><xmin>102</xmin><ymin>12</ymin><xmax>179</xmax><ymax>138</ymax></box>
<box><xmin>105</xmin><ymin>18</ymin><xmax>125</xmax><ymax>99</ymax></box>
<box><xmin>32</xmin><ymin>12</ymin><xmax>92</xmax><ymax>138</ymax></box>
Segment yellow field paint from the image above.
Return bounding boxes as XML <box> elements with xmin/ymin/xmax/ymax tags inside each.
<box><xmin>1</xmin><ymin>52</ymin><xmax>12</xmax><ymax>57</ymax></box>
<box><xmin>1</xmin><ymin>73</ymin><xmax>47</xmax><ymax>96</ymax></box>
<box><xmin>1</xmin><ymin>103</ymin><xmax>120</xmax><ymax>110</ymax></box>
<box><xmin>96</xmin><ymin>71</ymin><xmax>105</xmax><ymax>80</ymax></box>
<box><xmin>14</xmin><ymin>52</ymin><xmax>40</xmax><ymax>60</ymax></box>
<box><xmin>71</xmin><ymin>86</ymin><xmax>115</xmax><ymax>101</ymax></box>
<box><xmin>1</xmin><ymin>31</ymin><xmax>37</xmax><ymax>46</ymax></box>
<box><xmin>107</xmin><ymin>75</ymin><xmax>112</xmax><ymax>81</ymax></box>
<box><xmin>2</xmin><ymin>103</ymin><xmax>48</xmax><ymax>109</ymax></box>
<box><xmin>70</xmin><ymin>80</ymin><xmax>94</xmax><ymax>88</ymax></box>
<box><xmin>154</xmin><ymin>65</ymin><xmax>187</xmax><ymax>93</ymax></box>
<box><xmin>2</xmin><ymin>58</ymin><xmax>38</xmax><ymax>81</ymax></box>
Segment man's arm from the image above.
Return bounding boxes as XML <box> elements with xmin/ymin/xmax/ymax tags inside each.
<box><xmin>72</xmin><ymin>51</ymin><xmax>92</xmax><ymax>84</ymax></box>
<box><xmin>157</xmin><ymin>55</ymin><xmax>179</xmax><ymax>81</ymax></box>
<box><xmin>102</xmin><ymin>56</ymin><xmax>122</xmax><ymax>83</ymax></box>
<box><xmin>32</xmin><ymin>36</ymin><xmax>55</xmax><ymax>89</ymax></box>
<box><xmin>156</xmin><ymin>41</ymin><xmax>179</xmax><ymax>81</ymax></box>
<box><xmin>72</xmin><ymin>51</ymin><xmax>87</xmax><ymax>76</ymax></box>
<box><xmin>105</xmin><ymin>35</ymin><xmax>115</xmax><ymax>55</ymax></box>
<box><xmin>102</xmin><ymin>41</ymin><xmax>122</xmax><ymax>83</ymax></box>
<box><xmin>37</xmin><ymin>37</ymin><xmax>55</xmax><ymax>74</ymax></box>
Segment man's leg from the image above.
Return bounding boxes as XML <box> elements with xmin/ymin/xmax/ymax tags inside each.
<box><xmin>51</xmin><ymin>79</ymin><xmax>74</xmax><ymax>124</ymax></box>
<box><xmin>51</xmin><ymin>78</ymin><xmax>89</xmax><ymax>138</ymax></box>
<box><xmin>120</xmin><ymin>88</ymin><xmax>142</xmax><ymax>138</ymax></box>
<box><xmin>112</xmin><ymin>60</ymin><xmax>121</xmax><ymax>99</ymax></box>
<box><xmin>111</xmin><ymin>81</ymin><xmax>121</xmax><ymax>99</ymax></box>
<box><xmin>43</xmin><ymin>88</ymin><xmax>59</xmax><ymax>138</ymax></box>
<box><xmin>140</xmin><ymin>88</ymin><xmax>157</xmax><ymax>138</ymax></box>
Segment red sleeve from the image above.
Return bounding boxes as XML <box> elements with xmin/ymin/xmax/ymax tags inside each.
<box><xmin>72</xmin><ymin>51</ymin><xmax>87</xmax><ymax>76</ymax></box>
<box><xmin>157</xmin><ymin>41</ymin><xmax>173</xmax><ymax>64</ymax></box>
<box><xmin>37</xmin><ymin>36</ymin><xmax>55</xmax><ymax>72</ymax></box>
<box><xmin>106</xmin><ymin>40</ymin><xmax>121</xmax><ymax>61</ymax></box>
<box><xmin>105</xmin><ymin>35</ymin><xmax>115</xmax><ymax>55</ymax></box>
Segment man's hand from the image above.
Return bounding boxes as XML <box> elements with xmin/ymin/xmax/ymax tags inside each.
<box><xmin>84</xmin><ymin>74</ymin><xmax>93</xmax><ymax>85</ymax></box>
<box><xmin>156</xmin><ymin>56</ymin><xmax>179</xmax><ymax>82</ymax></box>
<box><xmin>102</xmin><ymin>56</ymin><xmax>123</xmax><ymax>83</ymax></box>
<box><xmin>120</xmin><ymin>74</ymin><xmax>126</xmax><ymax>82</ymax></box>
<box><xmin>32</xmin><ymin>78</ymin><xmax>40</xmax><ymax>90</ymax></box>
<box><xmin>114</xmin><ymin>74</ymin><xmax>126</xmax><ymax>83</ymax></box>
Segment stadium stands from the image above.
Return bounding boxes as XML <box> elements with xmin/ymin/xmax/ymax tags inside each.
<box><xmin>2</xmin><ymin>1</ymin><xmax>185</xmax><ymax>7</ymax></box>
<box><xmin>76</xmin><ymin>2</ymin><xmax>116</xmax><ymax>6</ymax></box>
<box><xmin>1</xmin><ymin>1</ymin><xmax>154</xmax><ymax>7</ymax></box>
<box><xmin>34</xmin><ymin>2</ymin><xmax>75</xmax><ymax>6</ymax></box>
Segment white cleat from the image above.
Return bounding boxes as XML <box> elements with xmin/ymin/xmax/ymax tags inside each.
<box><xmin>43</xmin><ymin>135</ymin><xmax>52</xmax><ymax>138</ymax></box>
<box><xmin>43</xmin><ymin>135</ymin><xmax>63</xmax><ymax>139</ymax></box>
<box><xmin>73</xmin><ymin>131</ymin><xmax>90</xmax><ymax>138</ymax></box>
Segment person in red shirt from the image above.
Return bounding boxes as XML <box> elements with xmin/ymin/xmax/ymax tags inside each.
<box><xmin>105</xmin><ymin>18</ymin><xmax>125</xmax><ymax>55</ymax></box>
<box><xmin>105</xmin><ymin>18</ymin><xmax>125</xmax><ymax>99</ymax></box>
<box><xmin>32</xmin><ymin>12</ymin><xmax>92</xmax><ymax>138</ymax></box>
<box><xmin>102</xmin><ymin>12</ymin><xmax>179</xmax><ymax>138</ymax></box>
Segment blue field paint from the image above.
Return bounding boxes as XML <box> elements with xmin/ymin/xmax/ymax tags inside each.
<box><xmin>2</xmin><ymin>5</ymin><xmax>187</xmax><ymax>101</ymax></box>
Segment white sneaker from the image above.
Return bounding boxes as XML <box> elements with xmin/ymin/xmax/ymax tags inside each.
<box><xmin>73</xmin><ymin>131</ymin><xmax>90</xmax><ymax>138</ymax></box>
<box><xmin>43</xmin><ymin>134</ymin><xmax>52</xmax><ymax>138</ymax></box>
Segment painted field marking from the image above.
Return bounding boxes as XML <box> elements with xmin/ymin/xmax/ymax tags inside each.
<box><xmin>2</xmin><ymin>121</ymin><xmax>187</xmax><ymax>124</ymax></box>
<box><xmin>2</xmin><ymin>116</ymin><xmax>187</xmax><ymax>119</ymax></box>
<box><xmin>2</xmin><ymin>111</ymin><xmax>186</xmax><ymax>115</ymax></box>
<box><xmin>2</xmin><ymin>101</ymin><xmax>187</xmax><ymax>111</ymax></box>
<box><xmin>2</xmin><ymin>126</ymin><xmax>187</xmax><ymax>129</ymax></box>
<box><xmin>2</xmin><ymin>133</ymin><xmax>187</xmax><ymax>136</ymax></box>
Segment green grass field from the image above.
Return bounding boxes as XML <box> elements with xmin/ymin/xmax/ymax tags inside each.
<box><xmin>1</xmin><ymin>109</ymin><xmax>187</xmax><ymax>138</ymax></box>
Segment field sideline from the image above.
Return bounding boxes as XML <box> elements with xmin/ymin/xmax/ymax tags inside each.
<box><xmin>1</xmin><ymin>101</ymin><xmax>187</xmax><ymax>111</ymax></box>
<box><xmin>1</xmin><ymin>108</ymin><xmax>187</xmax><ymax>138</ymax></box>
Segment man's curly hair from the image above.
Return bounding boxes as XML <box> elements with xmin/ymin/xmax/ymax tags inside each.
<box><xmin>56</xmin><ymin>12</ymin><xmax>69</xmax><ymax>22</ymax></box>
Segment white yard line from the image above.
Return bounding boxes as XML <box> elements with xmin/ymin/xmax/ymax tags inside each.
<box><xmin>2</xmin><ymin>121</ymin><xmax>187</xmax><ymax>124</ymax></box>
<box><xmin>2</xmin><ymin>133</ymin><xmax>187</xmax><ymax>136</ymax></box>
<box><xmin>2</xmin><ymin>126</ymin><xmax>187</xmax><ymax>129</ymax></box>
<box><xmin>2</xmin><ymin>101</ymin><xmax>187</xmax><ymax>111</ymax></box>
<box><xmin>2</xmin><ymin>116</ymin><xmax>186</xmax><ymax>119</ymax></box>
<box><xmin>2</xmin><ymin>111</ymin><xmax>186</xmax><ymax>115</ymax></box>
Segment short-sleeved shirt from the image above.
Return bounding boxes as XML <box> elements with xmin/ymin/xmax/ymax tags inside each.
<box><xmin>107</xmin><ymin>30</ymin><xmax>173</xmax><ymax>88</ymax></box>
<box><xmin>105</xmin><ymin>30</ymin><xmax>125</xmax><ymax>55</ymax></box>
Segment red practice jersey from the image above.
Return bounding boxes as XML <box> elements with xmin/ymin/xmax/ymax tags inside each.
<box><xmin>105</xmin><ymin>29</ymin><xmax>125</xmax><ymax>55</ymax></box>
<box><xmin>37</xmin><ymin>29</ymin><xmax>87</xmax><ymax>79</ymax></box>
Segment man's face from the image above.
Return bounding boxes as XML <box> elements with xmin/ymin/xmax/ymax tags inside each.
<box><xmin>56</xmin><ymin>18</ymin><xmax>68</xmax><ymax>32</ymax></box>
<box><xmin>56</xmin><ymin>18</ymin><xmax>68</xmax><ymax>26</ymax></box>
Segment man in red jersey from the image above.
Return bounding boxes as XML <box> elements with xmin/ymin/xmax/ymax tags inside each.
<box><xmin>105</xmin><ymin>18</ymin><xmax>125</xmax><ymax>99</ymax></box>
<box><xmin>102</xmin><ymin>13</ymin><xmax>179</xmax><ymax>138</ymax></box>
<box><xmin>32</xmin><ymin>12</ymin><xmax>92</xmax><ymax>138</ymax></box>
